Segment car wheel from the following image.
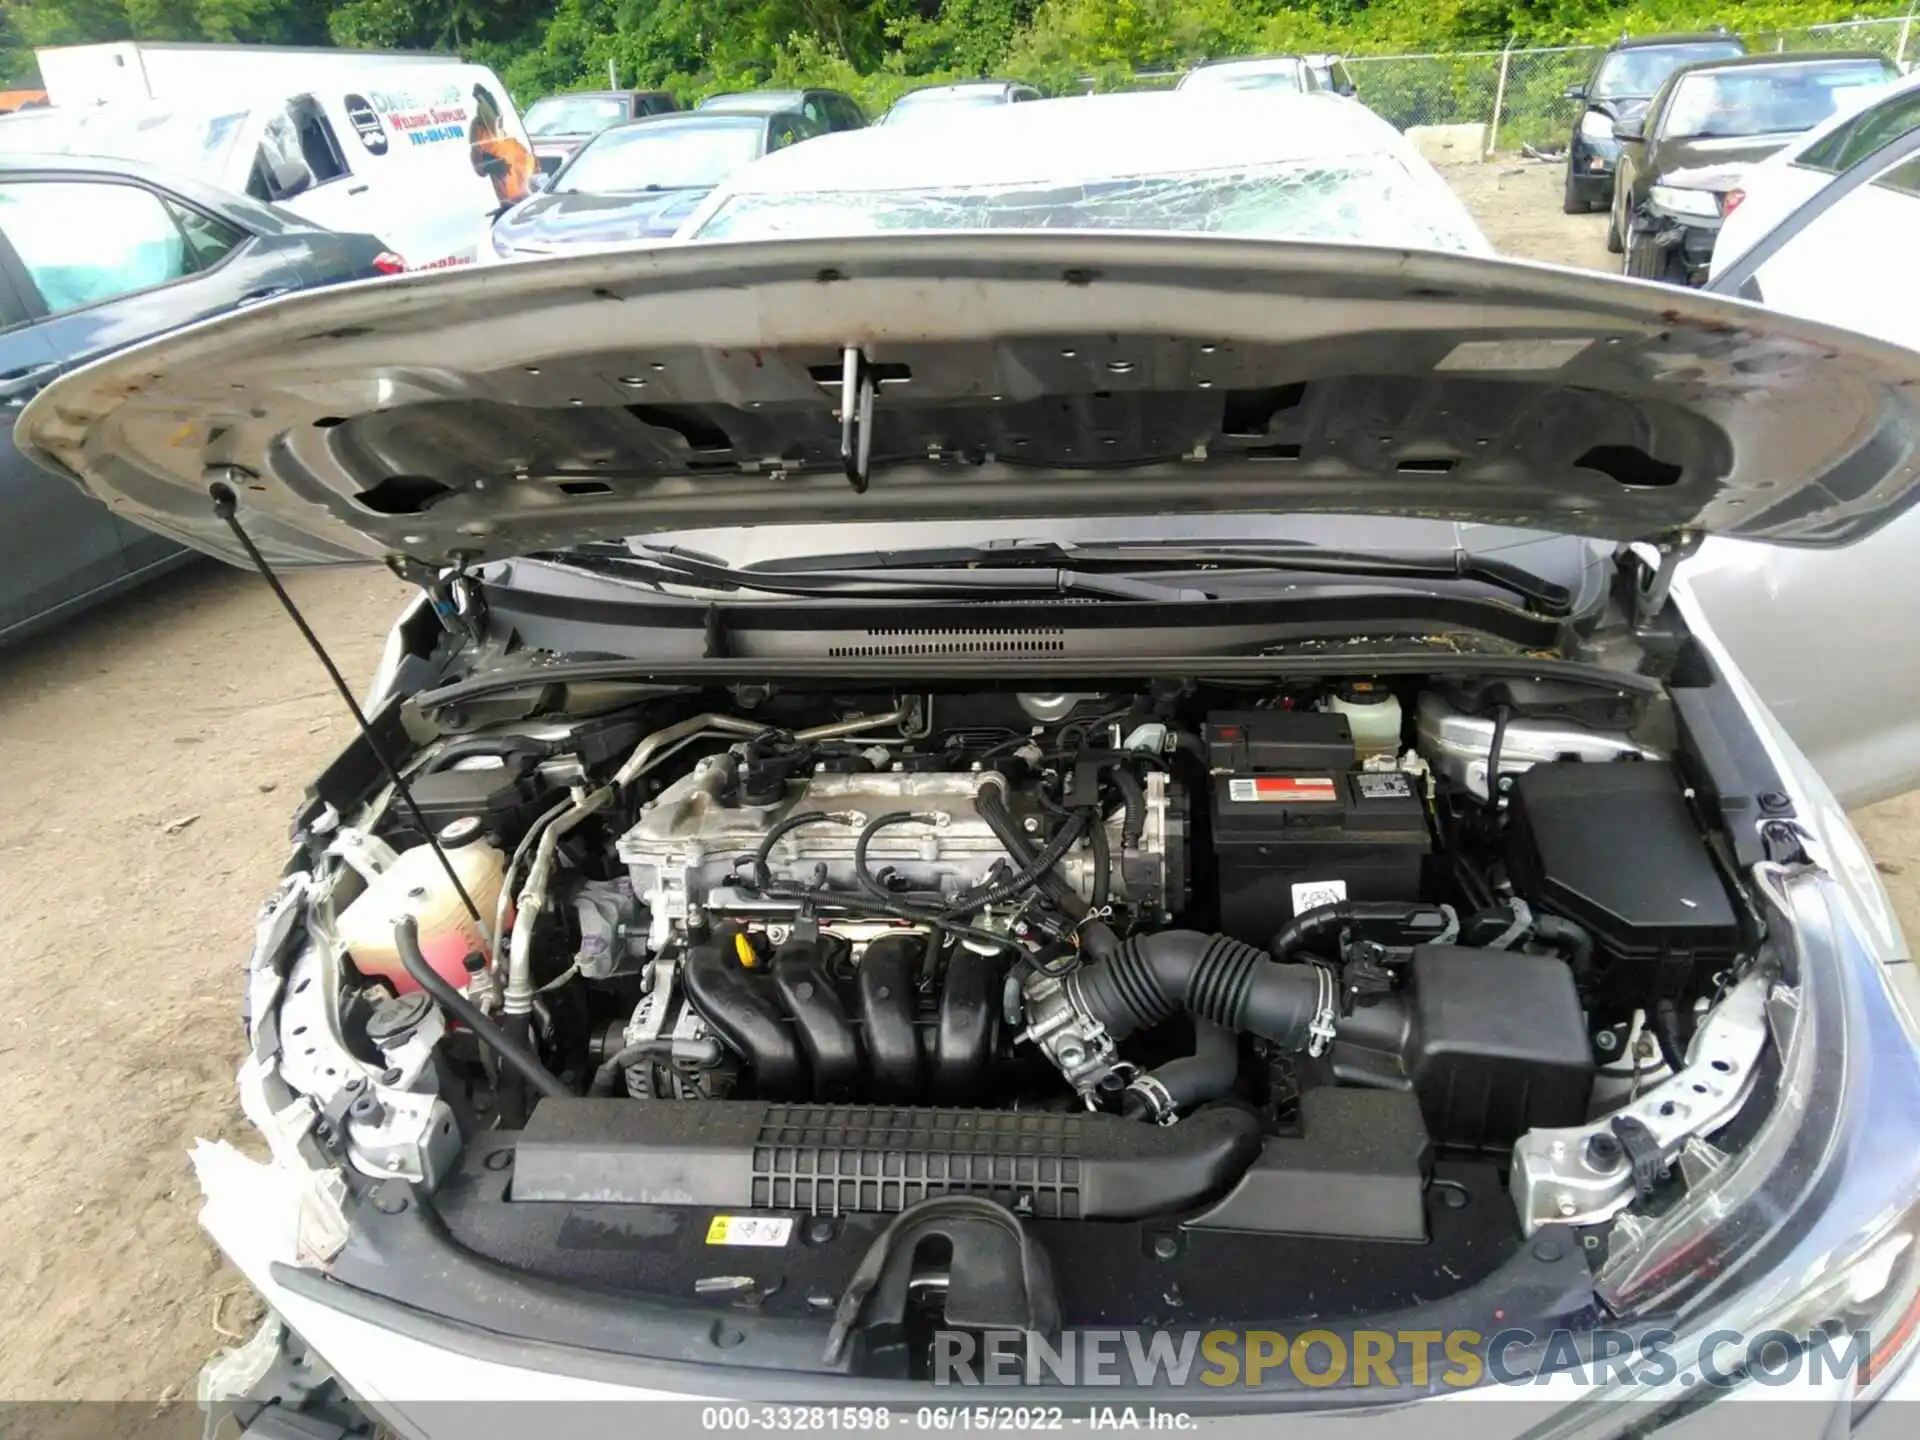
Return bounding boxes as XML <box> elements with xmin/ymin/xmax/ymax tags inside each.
<box><xmin>1563</xmin><ymin>166</ymin><xmax>1592</xmax><ymax>215</ymax></box>
<box><xmin>1625</xmin><ymin>230</ymin><xmax>1683</xmax><ymax>284</ymax></box>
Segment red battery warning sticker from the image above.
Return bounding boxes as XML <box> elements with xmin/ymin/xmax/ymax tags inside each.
<box><xmin>1227</xmin><ymin>776</ymin><xmax>1341</xmax><ymax>803</ymax></box>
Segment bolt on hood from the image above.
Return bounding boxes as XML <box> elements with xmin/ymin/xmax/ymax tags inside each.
<box><xmin>17</xmin><ymin>231</ymin><xmax>1920</xmax><ymax>570</ymax></box>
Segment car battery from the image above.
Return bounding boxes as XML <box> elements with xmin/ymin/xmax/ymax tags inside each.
<box><xmin>1205</xmin><ymin>711</ymin><xmax>1430</xmax><ymax>946</ymax></box>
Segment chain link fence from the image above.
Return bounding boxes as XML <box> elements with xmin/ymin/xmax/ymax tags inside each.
<box><xmin>1345</xmin><ymin>14</ymin><xmax>1917</xmax><ymax>159</ymax></box>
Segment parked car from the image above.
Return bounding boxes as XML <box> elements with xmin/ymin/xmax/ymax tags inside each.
<box><xmin>522</xmin><ymin>89</ymin><xmax>680</xmax><ymax>175</ymax></box>
<box><xmin>1562</xmin><ymin>31</ymin><xmax>1746</xmax><ymax>214</ymax></box>
<box><xmin>1302</xmin><ymin>53</ymin><xmax>1358</xmax><ymax>97</ymax></box>
<box><xmin>1709</xmin><ymin>71</ymin><xmax>1916</xmax><ymax>274</ymax></box>
<box><xmin>877</xmin><ymin>79</ymin><xmax>1043</xmax><ymax>126</ymax></box>
<box><xmin>1176</xmin><ymin>54</ymin><xmax>1324</xmax><ymax>93</ymax></box>
<box><xmin>1609</xmin><ymin>50</ymin><xmax>1896</xmax><ymax>283</ymax></box>
<box><xmin>0</xmin><ymin>60</ymin><xmax>537</xmax><ymax>269</ymax></box>
<box><xmin>681</xmin><ymin>91</ymin><xmax>1488</xmax><ymax>252</ymax></box>
<box><xmin>696</xmin><ymin>88</ymin><xmax>866</xmax><ymax>132</ymax></box>
<box><xmin>488</xmin><ymin>110</ymin><xmax>823</xmax><ymax>260</ymax></box>
<box><xmin>0</xmin><ymin>153</ymin><xmax>395</xmax><ymax>643</ymax></box>
<box><xmin>1675</xmin><ymin>123</ymin><xmax>1920</xmax><ymax>811</ymax></box>
<box><xmin>21</xmin><ymin>214</ymin><xmax>1920</xmax><ymax>1427</ymax></box>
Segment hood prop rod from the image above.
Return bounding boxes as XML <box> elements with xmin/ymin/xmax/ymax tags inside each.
<box><xmin>207</xmin><ymin>480</ymin><xmax>490</xmax><ymax>939</ymax></box>
<box><xmin>839</xmin><ymin>344</ymin><xmax>876</xmax><ymax>494</ymax></box>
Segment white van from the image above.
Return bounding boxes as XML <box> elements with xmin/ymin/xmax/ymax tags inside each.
<box><xmin>34</xmin><ymin>41</ymin><xmax>451</xmax><ymax>108</ymax></box>
<box><xmin>0</xmin><ymin>61</ymin><xmax>536</xmax><ymax>269</ymax></box>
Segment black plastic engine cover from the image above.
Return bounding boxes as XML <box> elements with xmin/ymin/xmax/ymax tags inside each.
<box><xmin>510</xmin><ymin>1099</ymin><xmax>1262</xmax><ymax>1219</ymax></box>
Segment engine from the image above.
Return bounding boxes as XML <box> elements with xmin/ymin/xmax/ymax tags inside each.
<box><xmin>616</xmin><ymin>761</ymin><xmax>1185</xmax><ymax>947</ymax></box>
<box><xmin>315</xmin><ymin>678</ymin><xmax>1757</xmax><ymax>1240</ymax></box>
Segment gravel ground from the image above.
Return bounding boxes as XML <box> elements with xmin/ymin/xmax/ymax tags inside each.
<box><xmin>1</xmin><ymin>157</ymin><xmax>1913</xmax><ymax>1401</ymax></box>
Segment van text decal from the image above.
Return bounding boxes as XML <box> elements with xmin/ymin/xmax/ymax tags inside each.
<box><xmin>367</xmin><ymin>84</ymin><xmax>471</xmax><ymax>146</ymax></box>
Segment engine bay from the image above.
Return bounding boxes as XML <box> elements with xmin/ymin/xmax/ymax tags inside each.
<box><xmin>282</xmin><ymin>669</ymin><xmax>1772</xmax><ymax>1295</ymax></box>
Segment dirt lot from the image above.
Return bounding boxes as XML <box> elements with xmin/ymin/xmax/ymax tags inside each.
<box><xmin>1</xmin><ymin>159</ymin><xmax>1915</xmax><ymax>1401</ymax></box>
<box><xmin>1440</xmin><ymin>158</ymin><xmax>1618</xmax><ymax>272</ymax></box>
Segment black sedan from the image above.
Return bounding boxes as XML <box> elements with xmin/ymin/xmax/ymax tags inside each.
<box><xmin>0</xmin><ymin>153</ymin><xmax>395</xmax><ymax>644</ymax></box>
<box><xmin>1563</xmin><ymin>32</ymin><xmax>1744</xmax><ymax>213</ymax></box>
<box><xmin>487</xmin><ymin>111</ymin><xmax>823</xmax><ymax>261</ymax></box>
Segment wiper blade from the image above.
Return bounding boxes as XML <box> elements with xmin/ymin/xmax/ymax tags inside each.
<box><xmin>533</xmin><ymin>546</ymin><xmax>1210</xmax><ymax>602</ymax></box>
<box><xmin>744</xmin><ymin>540</ymin><xmax>1576</xmax><ymax>617</ymax></box>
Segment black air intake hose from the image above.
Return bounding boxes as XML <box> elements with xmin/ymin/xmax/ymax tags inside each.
<box><xmin>1123</xmin><ymin>1019</ymin><xmax>1239</xmax><ymax>1121</ymax></box>
<box><xmin>1070</xmin><ymin>930</ymin><xmax>1327</xmax><ymax>1050</ymax></box>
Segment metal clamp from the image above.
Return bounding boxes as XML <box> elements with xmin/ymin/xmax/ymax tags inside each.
<box><xmin>1305</xmin><ymin>965</ymin><xmax>1339</xmax><ymax>1058</ymax></box>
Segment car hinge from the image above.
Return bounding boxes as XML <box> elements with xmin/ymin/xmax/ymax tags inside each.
<box><xmin>1631</xmin><ymin>529</ymin><xmax>1704</xmax><ymax>628</ymax></box>
<box><xmin>838</xmin><ymin>344</ymin><xmax>877</xmax><ymax>494</ymax></box>
<box><xmin>386</xmin><ymin>554</ymin><xmax>486</xmax><ymax>644</ymax></box>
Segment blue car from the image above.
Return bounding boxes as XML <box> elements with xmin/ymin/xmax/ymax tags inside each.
<box><xmin>0</xmin><ymin>152</ymin><xmax>396</xmax><ymax>644</ymax></box>
<box><xmin>486</xmin><ymin>110</ymin><xmax>824</xmax><ymax>260</ymax></box>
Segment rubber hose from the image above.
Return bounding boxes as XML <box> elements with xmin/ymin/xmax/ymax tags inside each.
<box><xmin>975</xmin><ymin>785</ymin><xmax>1086</xmax><ymax>918</ymax></box>
<box><xmin>1071</xmin><ymin>930</ymin><xmax>1325</xmax><ymax>1049</ymax></box>
<box><xmin>587</xmin><ymin>1039</ymin><xmax>675</xmax><ymax>1097</ymax></box>
<box><xmin>1486</xmin><ymin>703</ymin><xmax>1511</xmax><ymax>806</ymax></box>
<box><xmin>1531</xmin><ymin>912</ymin><xmax>1596</xmax><ymax>987</ymax></box>
<box><xmin>947</xmin><ymin>809</ymin><xmax>1087</xmax><ymax>916</ymax></box>
<box><xmin>751</xmin><ymin>811</ymin><xmax>845</xmax><ymax>890</ymax></box>
<box><xmin>1085</xmin><ymin>812</ymin><xmax>1110</xmax><ymax>911</ymax></box>
<box><xmin>1124</xmin><ymin>1019</ymin><xmax>1239</xmax><ymax>1120</ymax></box>
<box><xmin>393</xmin><ymin>916</ymin><xmax>569</xmax><ymax>1100</ymax></box>
<box><xmin>1654</xmin><ymin>997</ymin><xmax>1688</xmax><ymax>1075</ymax></box>
<box><xmin>1269</xmin><ymin>900</ymin><xmax>1437</xmax><ymax>960</ymax></box>
<box><xmin>855</xmin><ymin>810</ymin><xmax>941</xmax><ymax>903</ymax></box>
<box><xmin>1105</xmin><ymin>763</ymin><xmax>1146</xmax><ymax>851</ymax></box>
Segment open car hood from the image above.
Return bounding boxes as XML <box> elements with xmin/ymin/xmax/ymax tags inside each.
<box><xmin>18</xmin><ymin>232</ymin><xmax>1920</xmax><ymax>570</ymax></box>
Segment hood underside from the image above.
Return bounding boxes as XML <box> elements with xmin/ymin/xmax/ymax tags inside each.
<box><xmin>18</xmin><ymin>232</ymin><xmax>1920</xmax><ymax>570</ymax></box>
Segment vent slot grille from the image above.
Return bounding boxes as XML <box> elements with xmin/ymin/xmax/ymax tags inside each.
<box><xmin>827</xmin><ymin>627</ymin><xmax>1066</xmax><ymax>658</ymax></box>
<box><xmin>751</xmin><ymin>1105</ymin><xmax>1082</xmax><ymax>1217</ymax></box>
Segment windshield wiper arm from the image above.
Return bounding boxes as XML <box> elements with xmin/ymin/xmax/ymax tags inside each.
<box><xmin>534</xmin><ymin>547</ymin><xmax>1210</xmax><ymax>602</ymax></box>
<box><xmin>740</xmin><ymin>540</ymin><xmax>1576</xmax><ymax>617</ymax></box>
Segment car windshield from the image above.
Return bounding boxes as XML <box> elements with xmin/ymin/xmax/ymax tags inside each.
<box><xmin>1663</xmin><ymin>61</ymin><xmax>1894</xmax><ymax>138</ymax></box>
<box><xmin>11</xmin><ymin>104</ymin><xmax>249</xmax><ymax>178</ymax></box>
<box><xmin>884</xmin><ymin>91</ymin><xmax>1012</xmax><ymax>126</ymax></box>
<box><xmin>699</xmin><ymin>94</ymin><xmax>791</xmax><ymax>114</ymax></box>
<box><xmin>897</xmin><ymin>88</ymin><xmax>1007</xmax><ymax>109</ymax></box>
<box><xmin>692</xmin><ymin>155</ymin><xmax>1482</xmax><ymax>251</ymax></box>
<box><xmin>1180</xmin><ymin>62</ymin><xmax>1304</xmax><ymax>93</ymax></box>
<box><xmin>1592</xmin><ymin>43</ymin><xmax>1743</xmax><ymax>99</ymax></box>
<box><xmin>524</xmin><ymin>94</ymin><xmax>629</xmax><ymax>137</ymax></box>
<box><xmin>557</xmin><ymin>122</ymin><xmax>763</xmax><ymax>193</ymax></box>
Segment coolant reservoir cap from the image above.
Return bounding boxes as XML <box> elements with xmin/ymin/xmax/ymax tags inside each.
<box><xmin>438</xmin><ymin>815</ymin><xmax>485</xmax><ymax>845</ymax></box>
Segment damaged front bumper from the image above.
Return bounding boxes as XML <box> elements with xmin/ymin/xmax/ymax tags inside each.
<box><xmin>1643</xmin><ymin>211</ymin><xmax>1724</xmax><ymax>286</ymax></box>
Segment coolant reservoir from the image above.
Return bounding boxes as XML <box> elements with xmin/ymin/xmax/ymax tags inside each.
<box><xmin>1327</xmin><ymin>684</ymin><xmax>1404</xmax><ymax>761</ymax></box>
<box><xmin>336</xmin><ymin>820</ymin><xmax>507</xmax><ymax>994</ymax></box>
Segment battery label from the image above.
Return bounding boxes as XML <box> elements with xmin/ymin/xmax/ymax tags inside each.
<box><xmin>1291</xmin><ymin>879</ymin><xmax>1349</xmax><ymax>913</ymax></box>
<box><xmin>1357</xmin><ymin>772</ymin><xmax>1414</xmax><ymax>799</ymax></box>
<box><xmin>705</xmin><ymin>1215</ymin><xmax>793</xmax><ymax>1247</ymax></box>
<box><xmin>1228</xmin><ymin>776</ymin><xmax>1340</xmax><ymax>803</ymax></box>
